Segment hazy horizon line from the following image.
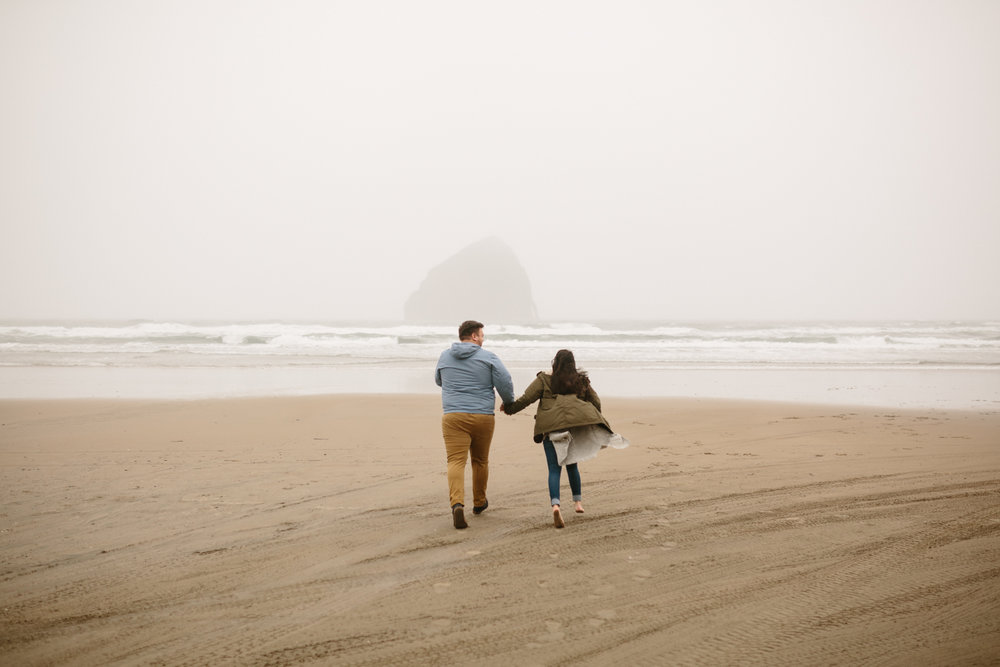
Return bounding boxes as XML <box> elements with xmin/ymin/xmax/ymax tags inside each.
<box><xmin>2</xmin><ymin>316</ymin><xmax>998</xmax><ymax>326</ymax></box>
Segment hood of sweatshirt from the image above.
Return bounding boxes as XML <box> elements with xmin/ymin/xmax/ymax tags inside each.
<box><xmin>449</xmin><ymin>342</ymin><xmax>481</xmax><ymax>359</ymax></box>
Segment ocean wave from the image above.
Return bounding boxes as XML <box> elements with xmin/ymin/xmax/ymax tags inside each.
<box><xmin>1</xmin><ymin>320</ymin><xmax>998</xmax><ymax>368</ymax></box>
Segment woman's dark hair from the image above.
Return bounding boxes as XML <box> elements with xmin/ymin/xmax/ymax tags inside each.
<box><xmin>550</xmin><ymin>349</ymin><xmax>590</xmax><ymax>398</ymax></box>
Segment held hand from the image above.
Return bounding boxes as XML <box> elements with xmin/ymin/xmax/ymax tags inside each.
<box><xmin>499</xmin><ymin>403</ymin><xmax>507</xmax><ymax>414</ymax></box>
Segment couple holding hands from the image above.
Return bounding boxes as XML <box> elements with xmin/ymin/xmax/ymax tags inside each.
<box><xmin>435</xmin><ymin>320</ymin><xmax>628</xmax><ymax>530</ymax></box>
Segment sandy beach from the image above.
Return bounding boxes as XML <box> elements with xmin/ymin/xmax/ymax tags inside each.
<box><xmin>1</xmin><ymin>395</ymin><xmax>998</xmax><ymax>665</ymax></box>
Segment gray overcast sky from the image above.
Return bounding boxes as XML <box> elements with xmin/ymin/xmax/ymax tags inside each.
<box><xmin>1</xmin><ymin>1</ymin><xmax>998</xmax><ymax>322</ymax></box>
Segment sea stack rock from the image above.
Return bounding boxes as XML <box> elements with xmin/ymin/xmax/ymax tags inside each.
<box><xmin>404</xmin><ymin>237</ymin><xmax>539</xmax><ymax>324</ymax></box>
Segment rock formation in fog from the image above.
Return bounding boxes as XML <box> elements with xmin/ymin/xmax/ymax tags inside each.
<box><xmin>404</xmin><ymin>237</ymin><xmax>539</xmax><ymax>324</ymax></box>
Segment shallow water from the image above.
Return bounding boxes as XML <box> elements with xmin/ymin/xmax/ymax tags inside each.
<box><xmin>2</xmin><ymin>320</ymin><xmax>998</xmax><ymax>408</ymax></box>
<box><xmin>2</xmin><ymin>363</ymin><xmax>997</xmax><ymax>410</ymax></box>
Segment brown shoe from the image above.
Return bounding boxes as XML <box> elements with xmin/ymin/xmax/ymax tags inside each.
<box><xmin>553</xmin><ymin>507</ymin><xmax>565</xmax><ymax>529</ymax></box>
<box><xmin>453</xmin><ymin>504</ymin><xmax>468</xmax><ymax>529</ymax></box>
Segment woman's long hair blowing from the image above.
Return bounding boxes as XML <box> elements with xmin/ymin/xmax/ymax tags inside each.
<box><xmin>550</xmin><ymin>349</ymin><xmax>591</xmax><ymax>398</ymax></box>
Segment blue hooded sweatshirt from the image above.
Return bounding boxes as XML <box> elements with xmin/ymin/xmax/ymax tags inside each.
<box><xmin>435</xmin><ymin>342</ymin><xmax>515</xmax><ymax>414</ymax></box>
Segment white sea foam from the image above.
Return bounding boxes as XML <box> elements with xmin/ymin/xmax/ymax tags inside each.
<box><xmin>1</xmin><ymin>320</ymin><xmax>998</xmax><ymax>369</ymax></box>
<box><xmin>1</xmin><ymin>320</ymin><xmax>998</xmax><ymax>405</ymax></box>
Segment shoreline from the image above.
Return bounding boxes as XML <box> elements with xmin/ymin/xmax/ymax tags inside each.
<box><xmin>0</xmin><ymin>391</ymin><xmax>996</xmax><ymax>414</ymax></box>
<box><xmin>1</xmin><ymin>364</ymin><xmax>998</xmax><ymax>410</ymax></box>
<box><xmin>2</xmin><ymin>394</ymin><xmax>999</xmax><ymax>664</ymax></box>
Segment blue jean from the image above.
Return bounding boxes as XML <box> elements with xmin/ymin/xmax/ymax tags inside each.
<box><xmin>543</xmin><ymin>437</ymin><xmax>581</xmax><ymax>506</ymax></box>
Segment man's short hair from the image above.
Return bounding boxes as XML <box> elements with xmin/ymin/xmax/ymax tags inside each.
<box><xmin>459</xmin><ymin>320</ymin><xmax>484</xmax><ymax>340</ymax></box>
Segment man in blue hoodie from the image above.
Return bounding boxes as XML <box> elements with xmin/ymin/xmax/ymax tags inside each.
<box><xmin>435</xmin><ymin>320</ymin><xmax>516</xmax><ymax>529</ymax></box>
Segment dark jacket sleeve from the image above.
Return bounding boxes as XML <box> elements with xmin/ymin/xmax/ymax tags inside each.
<box><xmin>505</xmin><ymin>374</ymin><xmax>544</xmax><ymax>415</ymax></box>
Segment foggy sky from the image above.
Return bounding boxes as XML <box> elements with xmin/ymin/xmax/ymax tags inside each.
<box><xmin>2</xmin><ymin>1</ymin><xmax>998</xmax><ymax>322</ymax></box>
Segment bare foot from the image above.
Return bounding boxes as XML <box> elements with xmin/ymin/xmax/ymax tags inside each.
<box><xmin>553</xmin><ymin>506</ymin><xmax>565</xmax><ymax>528</ymax></box>
<box><xmin>575</xmin><ymin>501</ymin><xmax>584</xmax><ymax>514</ymax></box>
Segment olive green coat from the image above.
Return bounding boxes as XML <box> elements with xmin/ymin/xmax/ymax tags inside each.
<box><xmin>505</xmin><ymin>372</ymin><xmax>612</xmax><ymax>442</ymax></box>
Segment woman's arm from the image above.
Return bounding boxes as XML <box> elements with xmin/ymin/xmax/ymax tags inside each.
<box><xmin>504</xmin><ymin>375</ymin><xmax>544</xmax><ymax>415</ymax></box>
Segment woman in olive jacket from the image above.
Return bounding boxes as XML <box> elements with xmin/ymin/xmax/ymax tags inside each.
<box><xmin>502</xmin><ymin>349</ymin><xmax>613</xmax><ymax>528</ymax></box>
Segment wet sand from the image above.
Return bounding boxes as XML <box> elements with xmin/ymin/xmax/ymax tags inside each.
<box><xmin>1</xmin><ymin>395</ymin><xmax>998</xmax><ymax>665</ymax></box>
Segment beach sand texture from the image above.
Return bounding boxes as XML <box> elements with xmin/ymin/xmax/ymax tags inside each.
<box><xmin>1</xmin><ymin>395</ymin><xmax>998</xmax><ymax>666</ymax></box>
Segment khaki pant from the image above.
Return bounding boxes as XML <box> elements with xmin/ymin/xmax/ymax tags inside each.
<box><xmin>441</xmin><ymin>412</ymin><xmax>495</xmax><ymax>508</ymax></box>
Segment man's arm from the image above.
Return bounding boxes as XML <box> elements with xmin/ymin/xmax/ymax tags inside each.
<box><xmin>434</xmin><ymin>351</ymin><xmax>446</xmax><ymax>387</ymax></box>
<box><xmin>491</xmin><ymin>356</ymin><xmax>515</xmax><ymax>405</ymax></box>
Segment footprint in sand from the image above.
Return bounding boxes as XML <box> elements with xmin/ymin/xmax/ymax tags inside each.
<box><xmin>423</xmin><ymin>618</ymin><xmax>452</xmax><ymax>636</ymax></box>
<box><xmin>632</xmin><ymin>569</ymin><xmax>653</xmax><ymax>581</ymax></box>
<box><xmin>537</xmin><ymin>620</ymin><xmax>565</xmax><ymax>642</ymax></box>
<box><xmin>590</xmin><ymin>609</ymin><xmax>619</xmax><ymax>626</ymax></box>
<box><xmin>465</xmin><ymin>550</ymin><xmax>481</xmax><ymax>557</ymax></box>
<box><xmin>433</xmin><ymin>583</ymin><xmax>451</xmax><ymax>593</ymax></box>
<box><xmin>588</xmin><ymin>584</ymin><xmax>615</xmax><ymax>600</ymax></box>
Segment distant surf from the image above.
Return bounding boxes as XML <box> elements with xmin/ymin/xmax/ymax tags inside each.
<box><xmin>1</xmin><ymin>321</ymin><xmax>998</xmax><ymax>406</ymax></box>
<box><xmin>1</xmin><ymin>320</ymin><xmax>997</xmax><ymax>368</ymax></box>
